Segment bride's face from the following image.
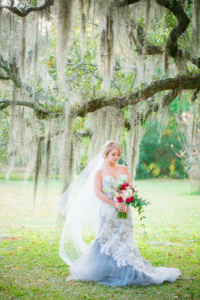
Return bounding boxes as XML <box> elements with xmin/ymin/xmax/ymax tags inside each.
<box><xmin>106</xmin><ymin>148</ymin><xmax>121</xmax><ymax>164</ymax></box>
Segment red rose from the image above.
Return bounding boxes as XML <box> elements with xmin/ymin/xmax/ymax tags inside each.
<box><xmin>120</xmin><ymin>182</ymin><xmax>129</xmax><ymax>190</ymax></box>
<box><xmin>126</xmin><ymin>196</ymin><xmax>134</xmax><ymax>203</ymax></box>
<box><xmin>117</xmin><ymin>197</ymin><xmax>123</xmax><ymax>203</ymax></box>
<box><xmin>120</xmin><ymin>184</ymin><xmax>125</xmax><ymax>190</ymax></box>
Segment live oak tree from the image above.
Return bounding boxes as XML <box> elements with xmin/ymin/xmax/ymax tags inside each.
<box><xmin>0</xmin><ymin>0</ymin><xmax>199</xmax><ymax>200</ymax></box>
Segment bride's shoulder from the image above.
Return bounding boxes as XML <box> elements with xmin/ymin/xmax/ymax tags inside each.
<box><xmin>95</xmin><ymin>167</ymin><xmax>104</xmax><ymax>177</ymax></box>
<box><xmin>118</xmin><ymin>164</ymin><xmax>129</xmax><ymax>174</ymax></box>
<box><xmin>118</xmin><ymin>164</ymin><xmax>128</xmax><ymax>170</ymax></box>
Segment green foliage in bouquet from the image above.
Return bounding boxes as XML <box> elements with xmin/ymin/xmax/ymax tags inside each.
<box><xmin>127</xmin><ymin>193</ymin><xmax>150</xmax><ymax>221</ymax></box>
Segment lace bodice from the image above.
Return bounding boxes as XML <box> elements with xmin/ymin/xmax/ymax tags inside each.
<box><xmin>102</xmin><ymin>174</ymin><xmax>128</xmax><ymax>199</ymax></box>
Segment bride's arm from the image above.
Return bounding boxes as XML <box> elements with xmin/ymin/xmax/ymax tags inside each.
<box><xmin>94</xmin><ymin>170</ymin><xmax>126</xmax><ymax>212</ymax></box>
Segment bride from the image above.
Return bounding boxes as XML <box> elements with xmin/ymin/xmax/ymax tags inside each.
<box><xmin>56</xmin><ymin>140</ymin><xmax>181</xmax><ymax>287</ymax></box>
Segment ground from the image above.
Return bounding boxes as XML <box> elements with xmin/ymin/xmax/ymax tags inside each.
<box><xmin>0</xmin><ymin>176</ymin><xmax>200</xmax><ymax>300</ymax></box>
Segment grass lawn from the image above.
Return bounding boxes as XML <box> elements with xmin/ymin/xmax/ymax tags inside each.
<box><xmin>0</xmin><ymin>178</ymin><xmax>200</xmax><ymax>300</ymax></box>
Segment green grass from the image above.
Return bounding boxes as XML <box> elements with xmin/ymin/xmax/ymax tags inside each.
<box><xmin>0</xmin><ymin>178</ymin><xmax>200</xmax><ymax>299</ymax></box>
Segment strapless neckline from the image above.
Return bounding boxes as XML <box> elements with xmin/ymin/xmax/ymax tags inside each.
<box><xmin>102</xmin><ymin>174</ymin><xmax>128</xmax><ymax>181</ymax></box>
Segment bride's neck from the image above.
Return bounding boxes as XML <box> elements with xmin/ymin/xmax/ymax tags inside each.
<box><xmin>105</xmin><ymin>161</ymin><xmax>118</xmax><ymax>168</ymax></box>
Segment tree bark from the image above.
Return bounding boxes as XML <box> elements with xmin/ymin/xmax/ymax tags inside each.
<box><xmin>1</xmin><ymin>0</ymin><xmax>54</xmax><ymax>17</ymax></box>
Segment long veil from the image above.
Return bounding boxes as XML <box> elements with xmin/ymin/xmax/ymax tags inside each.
<box><xmin>54</xmin><ymin>151</ymin><xmax>105</xmax><ymax>266</ymax></box>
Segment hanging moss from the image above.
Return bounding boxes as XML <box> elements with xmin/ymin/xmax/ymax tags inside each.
<box><xmin>88</xmin><ymin>107</ymin><xmax>124</xmax><ymax>159</ymax></box>
<box><xmin>126</xmin><ymin>105</ymin><xmax>145</xmax><ymax>180</ymax></box>
<box><xmin>164</xmin><ymin>48</ymin><xmax>169</xmax><ymax>74</ymax></box>
<box><xmin>145</xmin><ymin>0</ymin><xmax>151</xmax><ymax>31</ymax></box>
<box><xmin>20</xmin><ymin>18</ymin><xmax>26</xmax><ymax>82</ymax></box>
<box><xmin>97</xmin><ymin>6</ymin><xmax>114</xmax><ymax>91</ymax></box>
<box><xmin>33</xmin><ymin>13</ymin><xmax>39</xmax><ymax>99</ymax></box>
<box><xmin>56</xmin><ymin>0</ymin><xmax>76</xmax><ymax>88</ymax></box>
<box><xmin>60</xmin><ymin>117</ymin><xmax>74</xmax><ymax>192</ymax></box>
<box><xmin>157</xmin><ymin>106</ymin><xmax>170</xmax><ymax>143</ymax></box>
<box><xmin>79</xmin><ymin>0</ymin><xmax>86</xmax><ymax>53</ymax></box>
<box><xmin>33</xmin><ymin>138</ymin><xmax>42</xmax><ymax>206</ymax></box>
<box><xmin>0</xmin><ymin>0</ymin><xmax>2</xmax><ymax>41</ymax></box>
<box><xmin>0</xmin><ymin>111</ymin><xmax>2</xmax><ymax>136</ymax></box>
<box><xmin>192</xmin><ymin>0</ymin><xmax>200</xmax><ymax>55</ymax></box>
<box><xmin>23</xmin><ymin>114</ymin><xmax>41</xmax><ymax>183</ymax></box>
<box><xmin>44</xmin><ymin>132</ymin><xmax>51</xmax><ymax>189</ymax></box>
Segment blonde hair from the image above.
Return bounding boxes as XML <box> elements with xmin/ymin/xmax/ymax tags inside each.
<box><xmin>102</xmin><ymin>140</ymin><xmax>121</xmax><ymax>159</ymax></box>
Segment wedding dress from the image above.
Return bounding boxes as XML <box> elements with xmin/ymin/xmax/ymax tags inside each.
<box><xmin>66</xmin><ymin>174</ymin><xmax>181</xmax><ymax>287</ymax></box>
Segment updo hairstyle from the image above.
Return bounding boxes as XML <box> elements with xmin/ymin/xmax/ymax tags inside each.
<box><xmin>102</xmin><ymin>140</ymin><xmax>121</xmax><ymax>159</ymax></box>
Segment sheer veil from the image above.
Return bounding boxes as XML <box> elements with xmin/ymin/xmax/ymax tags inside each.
<box><xmin>54</xmin><ymin>151</ymin><xmax>105</xmax><ymax>266</ymax></box>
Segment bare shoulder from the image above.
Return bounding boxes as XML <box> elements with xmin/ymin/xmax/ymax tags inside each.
<box><xmin>95</xmin><ymin>167</ymin><xmax>103</xmax><ymax>178</ymax></box>
<box><xmin>119</xmin><ymin>164</ymin><xmax>129</xmax><ymax>172</ymax></box>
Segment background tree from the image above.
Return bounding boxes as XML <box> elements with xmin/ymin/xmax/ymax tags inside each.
<box><xmin>0</xmin><ymin>0</ymin><xmax>199</xmax><ymax>199</ymax></box>
<box><xmin>136</xmin><ymin>97</ymin><xmax>190</xmax><ymax>179</ymax></box>
<box><xmin>175</xmin><ymin>107</ymin><xmax>200</xmax><ymax>192</ymax></box>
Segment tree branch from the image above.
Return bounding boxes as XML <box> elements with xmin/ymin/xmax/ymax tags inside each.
<box><xmin>113</xmin><ymin>0</ymin><xmax>140</xmax><ymax>7</ymax></box>
<box><xmin>1</xmin><ymin>0</ymin><xmax>54</xmax><ymax>17</ymax></box>
<box><xmin>0</xmin><ymin>74</ymin><xmax>10</xmax><ymax>80</ymax></box>
<box><xmin>137</xmin><ymin>89</ymin><xmax>178</xmax><ymax>125</ymax></box>
<box><xmin>0</xmin><ymin>99</ymin><xmax>60</xmax><ymax>120</ymax></box>
<box><xmin>185</xmin><ymin>52</ymin><xmax>200</xmax><ymax>69</ymax></box>
<box><xmin>70</xmin><ymin>74</ymin><xmax>200</xmax><ymax>118</ymax></box>
<box><xmin>118</xmin><ymin>0</ymin><xmax>199</xmax><ymax>68</ymax></box>
<box><xmin>157</xmin><ymin>0</ymin><xmax>200</xmax><ymax>69</ymax></box>
<box><xmin>40</xmin><ymin>91</ymin><xmax>178</xmax><ymax>140</ymax></box>
<box><xmin>0</xmin><ymin>54</ymin><xmax>21</xmax><ymax>87</ymax></box>
<box><xmin>156</xmin><ymin>0</ymin><xmax>190</xmax><ymax>58</ymax></box>
<box><xmin>0</xmin><ymin>100</ymin><xmax>34</xmax><ymax>110</ymax></box>
<box><xmin>1</xmin><ymin>74</ymin><xmax>199</xmax><ymax>120</ymax></box>
<box><xmin>191</xmin><ymin>89</ymin><xmax>200</xmax><ymax>103</ymax></box>
<box><xmin>39</xmin><ymin>128</ymin><xmax>92</xmax><ymax>141</ymax></box>
<box><xmin>128</xmin><ymin>20</ymin><xmax>163</xmax><ymax>55</ymax></box>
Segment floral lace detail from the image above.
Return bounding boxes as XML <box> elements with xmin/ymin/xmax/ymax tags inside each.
<box><xmin>96</xmin><ymin>175</ymin><xmax>157</xmax><ymax>272</ymax></box>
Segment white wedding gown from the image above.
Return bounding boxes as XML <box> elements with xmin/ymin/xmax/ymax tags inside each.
<box><xmin>67</xmin><ymin>174</ymin><xmax>181</xmax><ymax>286</ymax></box>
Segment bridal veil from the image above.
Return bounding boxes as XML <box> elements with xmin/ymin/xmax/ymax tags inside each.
<box><xmin>54</xmin><ymin>151</ymin><xmax>105</xmax><ymax>266</ymax></box>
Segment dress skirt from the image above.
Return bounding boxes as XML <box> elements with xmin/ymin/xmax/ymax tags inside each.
<box><xmin>68</xmin><ymin>239</ymin><xmax>181</xmax><ymax>287</ymax></box>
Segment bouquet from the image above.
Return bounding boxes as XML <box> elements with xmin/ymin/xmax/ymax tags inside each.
<box><xmin>103</xmin><ymin>178</ymin><xmax>150</xmax><ymax>219</ymax></box>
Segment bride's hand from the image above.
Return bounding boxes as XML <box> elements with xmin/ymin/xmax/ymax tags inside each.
<box><xmin>125</xmin><ymin>206</ymin><xmax>129</xmax><ymax>213</ymax></box>
<box><xmin>114</xmin><ymin>202</ymin><xmax>129</xmax><ymax>213</ymax></box>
